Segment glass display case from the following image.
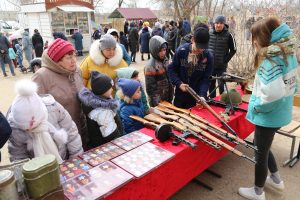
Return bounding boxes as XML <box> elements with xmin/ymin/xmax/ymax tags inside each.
<box><xmin>51</xmin><ymin>12</ymin><xmax>89</xmax><ymax>36</ymax></box>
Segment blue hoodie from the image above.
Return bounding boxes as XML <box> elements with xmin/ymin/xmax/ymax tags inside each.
<box><xmin>246</xmin><ymin>23</ymin><xmax>299</xmax><ymax>128</ymax></box>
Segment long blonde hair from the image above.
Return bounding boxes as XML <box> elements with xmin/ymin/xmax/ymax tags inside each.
<box><xmin>116</xmin><ymin>89</ymin><xmax>134</xmax><ymax>104</ymax></box>
<box><xmin>251</xmin><ymin>17</ymin><xmax>288</xmax><ymax>68</ymax></box>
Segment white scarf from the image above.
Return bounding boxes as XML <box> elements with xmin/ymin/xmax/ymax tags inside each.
<box><xmin>28</xmin><ymin>120</ymin><xmax>63</xmax><ymax>164</ymax></box>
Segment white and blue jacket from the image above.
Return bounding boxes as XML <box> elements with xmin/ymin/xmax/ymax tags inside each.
<box><xmin>246</xmin><ymin>23</ymin><xmax>299</xmax><ymax>128</ymax></box>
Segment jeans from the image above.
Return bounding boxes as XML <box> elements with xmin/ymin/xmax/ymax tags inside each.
<box><xmin>17</xmin><ymin>56</ymin><xmax>24</xmax><ymax>69</ymax></box>
<box><xmin>0</xmin><ymin>57</ymin><xmax>15</xmax><ymax>75</ymax></box>
<box><xmin>209</xmin><ymin>68</ymin><xmax>226</xmax><ymax>98</ymax></box>
<box><xmin>254</xmin><ymin>125</ymin><xmax>279</xmax><ymax>187</ymax></box>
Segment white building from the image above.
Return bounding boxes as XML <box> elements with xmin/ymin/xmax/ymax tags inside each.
<box><xmin>20</xmin><ymin>0</ymin><xmax>94</xmax><ymax>51</ymax></box>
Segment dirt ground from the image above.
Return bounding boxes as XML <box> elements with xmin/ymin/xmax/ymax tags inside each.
<box><xmin>0</xmin><ymin>53</ymin><xmax>299</xmax><ymax>200</ymax></box>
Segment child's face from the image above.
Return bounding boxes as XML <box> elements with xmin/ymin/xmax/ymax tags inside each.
<box><xmin>131</xmin><ymin>87</ymin><xmax>141</xmax><ymax>100</ymax></box>
<box><xmin>101</xmin><ymin>88</ymin><xmax>113</xmax><ymax>98</ymax></box>
<box><xmin>159</xmin><ymin>48</ymin><xmax>167</xmax><ymax>60</ymax></box>
<box><xmin>33</xmin><ymin>65</ymin><xmax>41</xmax><ymax>73</ymax></box>
<box><xmin>131</xmin><ymin>75</ymin><xmax>139</xmax><ymax>81</ymax></box>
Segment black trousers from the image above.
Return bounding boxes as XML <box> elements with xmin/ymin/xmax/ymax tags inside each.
<box><xmin>131</xmin><ymin>51</ymin><xmax>136</xmax><ymax>62</ymax></box>
<box><xmin>173</xmin><ymin>90</ymin><xmax>196</xmax><ymax>109</ymax></box>
<box><xmin>254</xmin><ymin>125</ymin><xmax>279</xmax><ymax>187</ymax></box>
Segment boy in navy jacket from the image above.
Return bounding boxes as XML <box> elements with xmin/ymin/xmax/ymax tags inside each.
<box><xmin>168</xmin><ymin>27</ymin><xmax>213</xmax><ymax>108</ymax></box>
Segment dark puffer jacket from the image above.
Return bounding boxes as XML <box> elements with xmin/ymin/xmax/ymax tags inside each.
<box><xmin>128</xmin><ymin>24</ymin><xmax>139</xmax><ymax>53</ymax></box>
<box><xmin>208</xmin><ymin>24</ymin><xmax>236</xmax><ymax>70</ymax></box>
<box><xmin>144</xmin><ymin>36</ymin><xmax>174</xmax><ymax>106</ymax></box>
<box><xmin>139</xmin><ymin>27</ymin><xmax>151</xmax><ymax>53</ymax></box>
<box><xmin>78</xmin><ymin>88</ymin><xmax>122</xmax><ymax>150</ymax></box>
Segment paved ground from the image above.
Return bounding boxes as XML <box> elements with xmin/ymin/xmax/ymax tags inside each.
<box><xmin>0</xmin><ymin>53</ymin><xmax>299</xmax><ymax>200</ymax></box>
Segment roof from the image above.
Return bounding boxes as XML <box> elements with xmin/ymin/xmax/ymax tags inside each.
<box><xmin>108</xmin><ymin>8</ymin><xmax>157</xmax><ymax>20</ymax></box>
<box><xmin>57</xmin><ymin>5</ymin><xmax>93</xmax><ymax>12</ymax></box>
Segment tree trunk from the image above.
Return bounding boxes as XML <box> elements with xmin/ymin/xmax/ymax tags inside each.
<box><xmin>212</xmin><ymin>0</ymin><xmax>219</xmax><ymax>18</ymax></box>
<box><xmin>220</xmin><ymin>0</ymin><xmax>226</xmax><ymax>14</ymax></box>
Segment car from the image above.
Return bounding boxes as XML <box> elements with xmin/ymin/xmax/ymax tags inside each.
<box><xmin>6</xmin><ymin>21</ymin><xmax>22</xmax><ymax>30</ymax></box>
<box><xmin>0</xmin><ymin>20</ymin><xmax>13</xmax><ymax>33</ymax></box>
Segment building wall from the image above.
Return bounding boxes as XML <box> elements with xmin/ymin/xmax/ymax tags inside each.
<box><xmin>0</xmin><ymin>11</ymin><xmax>19</xmax><ymax>21</ymax></box>
<box><xmin>20</xmin><ymin>3</ymin><xmax>92</xmax><ymax>51</ymax></box>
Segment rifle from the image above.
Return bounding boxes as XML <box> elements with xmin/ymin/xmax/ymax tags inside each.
<box><xmin>186</xmin><ymin>86</ymin><xmax>237</xmax><ymax>136</ymax></box>
<box><xmin>130</xmin><ymin>115</ymin><xmax>197</xmax><ymax>149</ymax></box>
<box><xmin>159</xmin><ymin>101</ymin><xmax>227</xmax><ymax>134</ymax></box>
<box><xmin>145</xmin><ymin>113</ymin><xmax>221</xmax><ymax>150</ymax></box>
<box><xmin>155</xmin><ymin>105</ymin><xmax>257</xmax><ymax>150</ymax></box>
<box><xmin>207</xmin><ymin>99</ymin><xmax>247</xmax><ymax>113</ymax></box>
<box><xmin>144</xmin><ymin>114</ymin><xmax>255</xmax><ymax>163</ymax></box>
<box><xmin>157</xmin><ymin>102</ymin><xmax>257</xmax><ymax>151</ymax></box>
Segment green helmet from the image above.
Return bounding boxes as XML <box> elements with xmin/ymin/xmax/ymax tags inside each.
<box><xmin>220</xmin><ymin>89</ymin><xmax>242</xmax><ymax>105</ymax></box>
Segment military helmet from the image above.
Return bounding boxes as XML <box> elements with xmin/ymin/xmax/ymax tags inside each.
<box><xmin>220</xmin><ymin>89</ymin><xmax>242</xmax><ymax>105</ymax></box>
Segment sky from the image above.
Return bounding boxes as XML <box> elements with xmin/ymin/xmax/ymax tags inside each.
<box><xmin>1</xmin><ymin>0</ymin><xmax>160</xmax><ymax>12</ymax></box>
<box><xmin>97</xmin><ymin>0</ymin><xmax>161</xmax><ymax>13</ymax></box>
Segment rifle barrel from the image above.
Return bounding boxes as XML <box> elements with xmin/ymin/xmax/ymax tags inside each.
<box><xmin>186</xmin><ymin>87</ymin><xmax>238</xmax><ymax>136</ymax></box>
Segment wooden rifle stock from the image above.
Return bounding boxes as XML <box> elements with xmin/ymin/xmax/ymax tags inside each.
<box><xmin>133</xmin><ymin>115</ymin><xmax>197</xmax><ymax>149</ymax></box>
<box><xmin>145</xmin><ymin>114</ymin><xmax>220</xmax><ymax>150</ymax></box>
<box><xmin>176</xmin><ymin>118</ymin><xmax>255</xmax><ymax>163</ymax></box>
<box><xmin>158</xmin><ymin>102</ymin><xmax>257</xmax><ymax>151</ymax></box>
<box><xmin>144</xmin><ymin>113</ymin><xmax>185</xmax><ymax>131</ymax></box>
<box><xmin>130</xmin><ymin>115</ymin><xmax>158</xmax><ymax>128</ymax></box>
<box><xmin>155</xmin><ymin>106</ymin><xmax>233</xmax><ymax>141</ymax></box>
<box><xmin>159</xmin><ymin>101</ymin><xmax>227</xmax><ymax>134</ymax></box>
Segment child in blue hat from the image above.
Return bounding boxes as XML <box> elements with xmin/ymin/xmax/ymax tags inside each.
<box><xmin>117</xmin><ymin>78</ymin><xmax>144</xmax><ymax>134</ymax></box>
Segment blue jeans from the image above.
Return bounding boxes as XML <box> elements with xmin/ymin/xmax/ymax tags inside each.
<box><xmin>17</xmin><ymin>55</ymin><xmax>24</xmax><ymax>69</ymax></box>
<box><xmin>0</xmin><ymin>57</ymin><xmax>15</xmax><ymax>76</ymax></box>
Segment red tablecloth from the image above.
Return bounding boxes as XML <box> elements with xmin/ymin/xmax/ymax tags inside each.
<box><xmin>104</xmin><ymin>102</ymin><xmax>255</xmax><ymax>200</ymax></box>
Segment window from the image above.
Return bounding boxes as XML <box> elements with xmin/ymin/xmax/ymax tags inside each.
<box><xmin>51</xmin><ymin>12</ymin><xmax>89</xmax><ymax>36</ymax></box>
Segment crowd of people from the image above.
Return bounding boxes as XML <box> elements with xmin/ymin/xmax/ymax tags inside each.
<box><xmin>0</xmin><ymin>15</ymin><xmax>298</xmax><ymax>200</ymax></box>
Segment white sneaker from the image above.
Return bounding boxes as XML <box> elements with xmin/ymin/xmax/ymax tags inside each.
<box><xmin>238</xmin><ymin>187</ymin><xmax>266</xmax><ymax>200</ymax></box>
<box><xmin>265</xmin><ymin>176</ymin><xmax>285</xmax><ymax>191</ymax></box>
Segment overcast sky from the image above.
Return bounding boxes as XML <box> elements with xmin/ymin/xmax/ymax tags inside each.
<box><xmin>1</xmin><ymin>0</ymin><xmax>160</xmax><ymax>12</ymax></box>
<box><xmin>98</xmin><ymin>0</ymin><xmax>160</xmax><ymax>13</ymax></box>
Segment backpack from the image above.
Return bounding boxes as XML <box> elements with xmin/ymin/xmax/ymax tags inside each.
<box><xmin>0</xmin><ymin>112</ymin><xmax>12</xmax><ymax>148</ymax></box>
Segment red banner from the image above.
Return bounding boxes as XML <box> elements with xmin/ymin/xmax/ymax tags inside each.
<box><xmin>45</xmin><ymin>0</ymin><xmax>94</xmax><ymax>10</ymax></box>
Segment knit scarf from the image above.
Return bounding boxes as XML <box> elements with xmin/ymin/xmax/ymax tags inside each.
<box><xmin>28</xmin><ymin>119</ymin><xmax>63</xmax><ymax>164</ymax></box>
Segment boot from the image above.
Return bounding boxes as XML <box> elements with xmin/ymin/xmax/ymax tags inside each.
<box><xmin>238</xmin><ymin>187</ymin><xmax>265</xmax><ymax>200</ymax></box>
<box><xmin>3</xmin><ymin>73</ymin><xmax>7</xmax><ymax>77</ymax></box>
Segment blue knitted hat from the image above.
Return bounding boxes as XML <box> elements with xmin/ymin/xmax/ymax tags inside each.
<box><xmin>117</xmin><ymin>78</ymin><xmax>141</xmax><ymax>97</ymax></box>
<box><xmin>215</xmin><ymin>15</ymin><xmax>226</xmax><ymax>24</ymax></box>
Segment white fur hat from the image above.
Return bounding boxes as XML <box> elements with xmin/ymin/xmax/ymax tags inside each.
<box><xmin>10</xmin><ymin>79</ymin><xmax>47</xmax><ymax>130</ymax></box>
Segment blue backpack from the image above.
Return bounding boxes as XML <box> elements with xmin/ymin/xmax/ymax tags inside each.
<box><xmin>183</xmin><ymin>20</ymin><xmax>191</xmax><ymax>35</ymax></box>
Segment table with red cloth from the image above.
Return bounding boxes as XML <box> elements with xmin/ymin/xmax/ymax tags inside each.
<box><xmin>104</xmin><ymin>101</ymin><xmax>255</xmax><ymax>200</ymax></box>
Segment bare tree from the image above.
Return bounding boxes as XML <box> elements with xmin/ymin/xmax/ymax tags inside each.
<box><xmin>94</xmin><ymin>0</ymin><xmax>104</xmax><ymax>9</ymax></box>
<box><xmin>155</xmin><ymin>0</ymin><xmax>202</xmax><ymax>21</ymax></box>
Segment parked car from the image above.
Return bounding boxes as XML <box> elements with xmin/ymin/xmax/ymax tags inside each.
<box><xmin>0</xmin><ymin>20</ymin><xmax>13</xmax><ymax>33</ymax></box>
